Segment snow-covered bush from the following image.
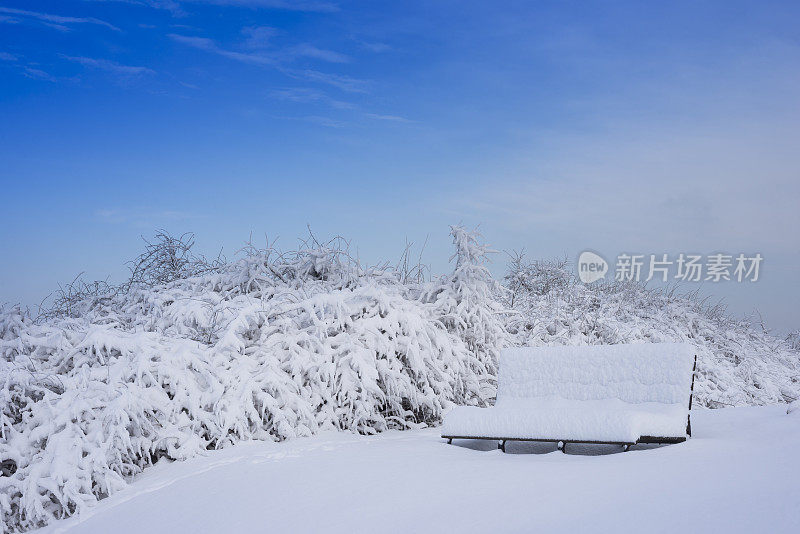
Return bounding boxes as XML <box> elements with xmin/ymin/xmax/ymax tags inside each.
<box><xmin>0</xmin><ymin>227</ymin><xmax>503</xmax><ymax>532</ymax></box>
<box><xmin>0</xmin><ymin>228</ymin><xmax>798</xmax><ymax>532</ymax></box>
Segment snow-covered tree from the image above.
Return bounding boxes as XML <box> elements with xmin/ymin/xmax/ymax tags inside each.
<box><xmin>422</xmin><ymin>226</ymin><xmax>508</xmax><ymax>404</ymax></box>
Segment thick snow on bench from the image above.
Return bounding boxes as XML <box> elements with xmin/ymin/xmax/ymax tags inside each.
<box><xmin>443</xmin><ymin>343</ymin><xmax>696</xmax><ymax>443</ymax></box>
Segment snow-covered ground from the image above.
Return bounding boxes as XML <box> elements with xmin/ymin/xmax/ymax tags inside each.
<box><xmin>37</xmin><ymin>406</ymin><xmax>799</xmax><ymax>534</ymax></box>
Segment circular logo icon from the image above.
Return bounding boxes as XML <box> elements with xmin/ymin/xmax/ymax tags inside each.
<box><xmin>578</xmin><ymin>251</ymin><xmax>608</xmax><ymax>283</ymax></box>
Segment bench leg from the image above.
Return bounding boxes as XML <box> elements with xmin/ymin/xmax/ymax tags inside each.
<box><xmin>447</xmin><ymin>438</ymin><xmax>452</xmax><ymax>445</ymax></box>
<box><xmin>498</xmin><ymin>440</ymin><xmax>506</xmax><ymax>453</ymax></box>
<box><xmin>622</xmin><ymin>444</ymin><xmax>630</xmax><ymax>452</ymax></box>
<box><xmin>557</xmin><ymin>441</ymin><xmax>566</xmax><ymax>454</ymax></box>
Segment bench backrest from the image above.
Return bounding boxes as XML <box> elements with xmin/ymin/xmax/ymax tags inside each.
<box><xmin>497</xmin><ymin>343</ymin><xmax>695</xmax><ymax>406</ymax></box>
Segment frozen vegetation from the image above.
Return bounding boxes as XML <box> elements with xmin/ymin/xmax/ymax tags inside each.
<box><xmin>0</xmin><ymin>227</ymin><xmax>798</xmax><ymax>532</ymax></box>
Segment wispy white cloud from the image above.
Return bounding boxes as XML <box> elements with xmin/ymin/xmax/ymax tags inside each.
<box><xmin>169</xmin><ymin>34</ymin><xmax>276</xmax><ymax>65</ymax></box>
<box><xmin>63</xmin><ymin>56</ymin><xmax>156</xmax><ymax>75</ymax></box>
<box><xmin>297</xmin><ymin>115</ymin><xmax>347</xmax><ymax>128</ymax></box>
<box><xmin>299</xmin><ymin>69</ymin><xmax>369</xmax><ymax>93</ymax></box>
<box><xmin>100</xmin><ymin>0</ymin><xmax>337</xmax><ymax>12</ymax></box>
<box><xmin>271</xmin><ymin>87</ymin><xmax>354</xmax><ymax>109</ymax></box>
<box><xmin>81</xmin><ymin>1</ymin><xmax>183</xmax><ymax>14</ymax></box>
<box><xmin>22</xmin><ymin>67</ymin><xmax>57</xmax><ymax>82</ymax></box>
<box><xmin>241</xmin><ymin>26</ymin><xmax>277</xmax><ymax>49</ymax></box>
<box><xmin>0</xmin><ymin>7</ymin><xmax>120</xmax><ymax>32</ymax></box>
<box><xmin>170</xmin><ymin>33</ymin><xmax>349</xmax><ymax>69</ymax></box>
<box><xmin>356</xmin><ymin>40</ymin><xmax>391</xmax><ymax>53</ymax></box>
<box><xmin>0</xmin><ymin>52</ymin><xmax>18</xmax><ymax>62</ymax></box>
<box><xmin>365</xmin><ymin>113</ymin><xmax>412</xmax><ymax>123</ymax></box>
<box><xmin>183</xmin><ymin>0</ymin><xmax>338</xmax><ymax>12</ymax></box>
<box><xmin>285</xmin><ymin>44</ymin><xmax>349</xmax><ymax>63</ymax></box>
<box><xmin>170</xmin><ymin>23</ymin><xmax>200</xmax><ymax>31</ymax></box>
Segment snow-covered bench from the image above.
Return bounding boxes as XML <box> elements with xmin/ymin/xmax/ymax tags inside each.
<box><xmin>442</xmin><ymin>343</ymin><xmax>697</xmax><ymax>452</ymax></box>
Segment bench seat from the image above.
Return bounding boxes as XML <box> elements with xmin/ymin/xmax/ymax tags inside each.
<box><xmin>442</xmin><ymin>343</ymin><xmax>697</xmax><ymax>448</ymax></box>
<box><xmin>443</xmin><ymin>398</ymin><xmax>687</xmax><ymax>444</ymax></box>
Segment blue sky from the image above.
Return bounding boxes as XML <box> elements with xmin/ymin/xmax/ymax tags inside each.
<box><xmin>1</xmin><ymin>1</ymin><xmax>798</xmax><ymax>333</ymax></box>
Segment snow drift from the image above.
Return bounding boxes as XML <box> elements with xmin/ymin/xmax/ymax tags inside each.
<box><xmin>0</xmin><ymin>227</ymin><xmax>797</xmax><ymax>532</ymax></box>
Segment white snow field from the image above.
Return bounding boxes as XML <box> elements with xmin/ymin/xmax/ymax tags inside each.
<box><xmin>37</xmin><ymin>406</ymin><xmax>799</xmax><ymax>534</ymax></box>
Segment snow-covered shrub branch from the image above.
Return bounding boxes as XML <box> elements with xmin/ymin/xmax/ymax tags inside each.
<box><xmin>126</xmin><ymin>230</ymin><xmax>225</xmax><ymax>290</ymax></box>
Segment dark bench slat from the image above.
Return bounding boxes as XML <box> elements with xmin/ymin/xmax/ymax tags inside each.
<box><xmin>443</xmin><ymin>435</ymin><xmax>687</xmax><ymax>445</ymax></box>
